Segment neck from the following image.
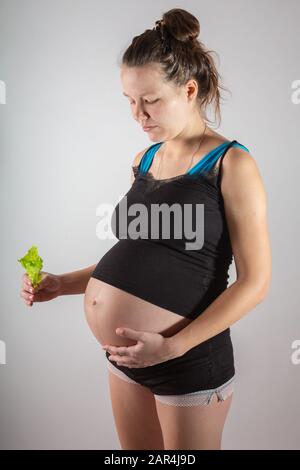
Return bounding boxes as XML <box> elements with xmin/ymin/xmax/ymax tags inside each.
<box><xmin>163</xmin><ymin>113</ymin><xmax>209</xmax><ymax>160</ymax></box>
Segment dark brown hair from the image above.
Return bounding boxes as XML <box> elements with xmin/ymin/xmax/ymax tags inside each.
<box><xmin>119</xmin><ymin>8</ymin><xmax>230</xmax><ymax>127</ymax></box>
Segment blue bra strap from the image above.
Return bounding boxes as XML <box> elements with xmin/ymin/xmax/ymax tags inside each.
<box><xmin>139</xmin><ymin>142</ymin><xmax>163</xmax><ymax>173</ymax></box>
<box><xmin>188</xmin><ymin>140</ymin><xmax>250</xmax><ymax>176</ymax></box>
<box><xmin>138</xmin><ymin>140</ymin><xmax>250</xmax><ymax>176</ymax></box>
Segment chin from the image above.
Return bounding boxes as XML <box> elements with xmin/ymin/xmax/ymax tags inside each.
<box><xmin>149</xmin><ymin>136</ymin><xmax>160</xmax><ymax>143</ymax></box>
<box><xmin>148</xmin><ymin>129</ymin><xmax>163</xmax><ymax>142</ymax></box>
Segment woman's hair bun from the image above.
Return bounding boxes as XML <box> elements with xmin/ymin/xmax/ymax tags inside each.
<box><xmin>158</xmin><ymin>8</ymin><xmax>200</xmax><ymax>44</ymax></box>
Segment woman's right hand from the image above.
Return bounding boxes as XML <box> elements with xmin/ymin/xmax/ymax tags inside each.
<box><xmin>20</xmin><ymin>271</ymin><xmax>62</xmax><ymax>306</ymax></box>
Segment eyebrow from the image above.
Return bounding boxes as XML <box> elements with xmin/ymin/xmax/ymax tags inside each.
<box><xmin>122</xmin><ymin>92</ymin><xmax>156</xmax><ymax>97</ymax></box>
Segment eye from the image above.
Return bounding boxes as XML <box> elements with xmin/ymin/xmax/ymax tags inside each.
<box><xmin>128</xmin><ymin>98</ymin><xmax>159</xmax><ymax>105</ymax></box>
<box><xmin>145</xmin><ymin>99</ymin><xmax>159</xmax><ymax>104</ymax></box>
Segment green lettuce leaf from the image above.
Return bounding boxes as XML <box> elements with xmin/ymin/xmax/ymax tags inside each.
<box><xmin>18</xmin><ymin>245</ymin><xmax>43</xmax><ymax>288</ymax></box>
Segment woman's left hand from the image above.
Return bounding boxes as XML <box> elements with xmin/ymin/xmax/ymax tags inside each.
<box><xmin>102</xmin><ymin>327</ymin><xmax>177</xmax><ymax>368</ymax></box>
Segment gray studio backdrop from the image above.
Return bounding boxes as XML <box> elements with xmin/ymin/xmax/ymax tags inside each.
<box><xmin>0</xmin><ymin>0</ymin><xmax>299</xmax><ymax>450</ymax></box>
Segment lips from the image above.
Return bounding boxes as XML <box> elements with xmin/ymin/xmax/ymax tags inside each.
<box><xmin>143</xmin><ymin>125</ymin><xmax>156</xmax><ymax>130</ymax></box>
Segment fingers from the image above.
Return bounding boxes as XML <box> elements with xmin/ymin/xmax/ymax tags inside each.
<box><xmin>104</xmin><ymin>346</ymin><xmax>130</xmax><ymax>356</ymax></box>
<box><xmin>106</xmin><ymin>347</ymin><xmax>138</xmax><ymax>366</ymax></box>
<box><xmin>21</xmin><ymin>274</ymin><xmax>35</xmax><ymax>306</ymax></box>
<box><xmin>20</xmin><ymin>289</ymin><xmax>35</xmax><ymax>305</ymax></box>
<box><xmin>22</xmin><ymin>274</ymin><xmax>34</xmax><ymax>291</ymax></box>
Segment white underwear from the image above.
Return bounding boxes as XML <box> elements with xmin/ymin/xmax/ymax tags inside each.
<box><xmin>106</xmin><ymin>358</ymin><xmax>235</xmax><ymax>407</ymax></box>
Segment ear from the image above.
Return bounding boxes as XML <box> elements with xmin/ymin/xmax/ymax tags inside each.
<box><xmin>185</xmin><ymin>79</ymin><xmax>198</xmax><ymax>102</ymax></box>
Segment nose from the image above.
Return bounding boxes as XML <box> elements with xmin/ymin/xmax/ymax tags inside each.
<box><xmin>132</xmin><ymin>102</ymin><xmax>149</xmax><ymax>122</ymax></box>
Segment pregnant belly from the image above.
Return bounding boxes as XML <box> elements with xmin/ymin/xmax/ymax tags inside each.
<box><xmin>84</xmin><ymin>277</ymin><xmax>192</xmax><ymax>348</ymax></box>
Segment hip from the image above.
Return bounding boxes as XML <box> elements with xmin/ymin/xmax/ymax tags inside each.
<box><xmin>105</xmin><ymin>328</ymin><xmax>235</xmax><ymax>395</ymax></box>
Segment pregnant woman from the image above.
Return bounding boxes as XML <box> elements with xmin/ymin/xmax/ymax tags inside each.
<box><xmin>20</xmin><ymin>8</ymin><xmax>271</xmax><ymax>450</ymax></box>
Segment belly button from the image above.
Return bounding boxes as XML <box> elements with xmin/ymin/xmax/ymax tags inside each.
<box><xmin>92</xmin><ymin>296</ymin><xmax>102</xmax><ymax>306</ymax></box>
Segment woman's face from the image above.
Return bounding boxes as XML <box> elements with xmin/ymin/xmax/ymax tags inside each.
<box><xmin>120</xmin><ymin>63</ymin><xmax>196</xmax><ymax>141</ymax></box>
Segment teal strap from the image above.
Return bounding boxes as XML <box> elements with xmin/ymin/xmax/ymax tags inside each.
<box><xmin>139</xmin><ymin>142</ymin><xmax>163</xmax><ymax>173</ymax></box>
<box><xmin>138</xmin><ymin>140</ymin><xmax>250</xmax><ymax>176</ymax></box>
<box><xmin>188</xmin><ymin>140</ymin><xmax>250</xmax><ymax>176</ymax></box>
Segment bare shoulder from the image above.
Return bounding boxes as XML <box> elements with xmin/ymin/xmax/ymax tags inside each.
<box><xmin>221</xmin><ymin>145</ymin><xmax>259</xmax><ymax>183</ymax></box>
<box><xmin>130</xmin><ymin>146</ymin><xmax>150</xmax><ymax>184</ymax></box>
<box><xmin>132</xmin><ymin>146</ymin><xmax>149</xmax><ymax>167</ymax></box>
<box><xmin>220</xmin><ymin>145</ymin><xmax>266</xmax><ymax>206</ymax></box>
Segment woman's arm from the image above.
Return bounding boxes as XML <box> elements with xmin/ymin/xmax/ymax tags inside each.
<box><xmin>58</xmin><ymin>264</ymin><xmax>97</xmax><ymax>295</ymax></box>
<box><xmin>168</xmin><ymin>146</ymin><xmax>272</xmax><ymax>357</ymax></box>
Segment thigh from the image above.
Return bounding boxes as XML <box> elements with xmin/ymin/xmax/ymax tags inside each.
<box><xmin>155</xmin><ymin>391</ymin><xmax>234</xmax><ymax>450</ymax></box>
<box><xmin>107</xmin><ymin>368</ymin><xmax>165</xmax><ymax>450</ymax></box>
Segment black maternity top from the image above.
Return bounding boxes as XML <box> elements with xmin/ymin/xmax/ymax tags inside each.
<box><xmin>91</xmin><ymin>139</ymin><xmax>250</xmax><ymax>321</ymax></box>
